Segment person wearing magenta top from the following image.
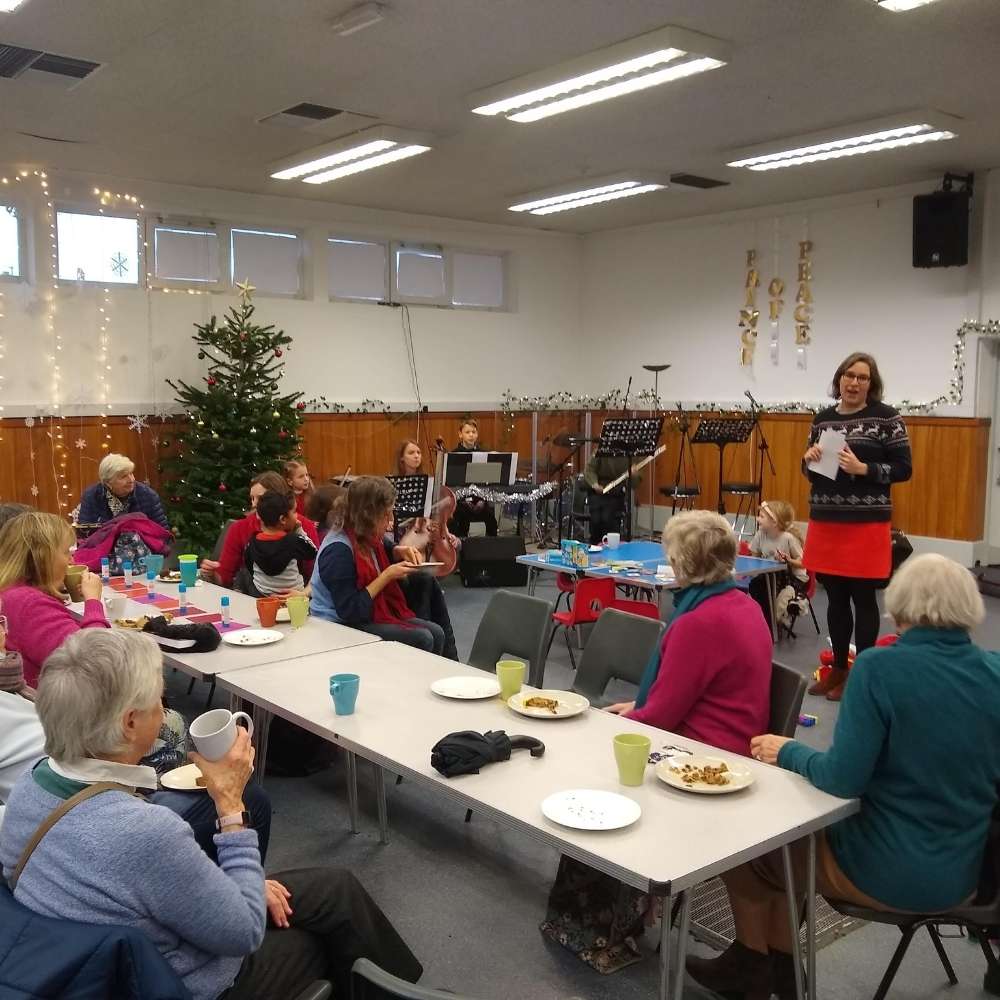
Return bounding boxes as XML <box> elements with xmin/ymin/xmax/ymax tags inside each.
<box><xmin>542</xmin><ymin>511</ymin><xmax>772</xmax><ymax>975</ymax></box>
<box><xmin>0</xmin><ymin>512</ymin><xmax>110</xmax><ymax>687</ymax></box>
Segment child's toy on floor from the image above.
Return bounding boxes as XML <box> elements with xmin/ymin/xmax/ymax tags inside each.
<box><xmin>813</xmin><ymin>634</ymin><xmax>899</xmax><ymax>683</ymax></box>
<box><xmin>798</xmin><ymin>713</ymin><xmax>818</xmax><ymax>727</ymax></box>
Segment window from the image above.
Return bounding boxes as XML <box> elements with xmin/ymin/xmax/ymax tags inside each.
<box><xmin>393</xmin><ymin>243</ymin><xmax>447</xmax><ymax>305</ymax></box>
<box><xmin>152</xmin><ymin>223</ymin><xmax>221</xmax><ymax>285</ymax></box>
<box><xmin>452</xmin><ymin>251</ymin><xmax>505</xmax><ymax>308</ymax></box>
<box><xmin>230</xmin><ymin>227</ymin><xmax>302</xmax><ymax>297</ymax></box>
<box><xmin>0</xmin><ymin>205</ymin><xmax>20</xmax><ymax>278</ymax></box>
<box><xmin>56</xmin><ymin>211</ymin><xmax>139</xmax><ymax>284</ymax></box>
<box><xmin>328</xmin><ymin>238</ymin><xmax>388</xmax><ymax>302</ymax></box>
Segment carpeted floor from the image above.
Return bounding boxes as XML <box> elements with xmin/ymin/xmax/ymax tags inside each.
<box><xmin>163</xmin><ymin>569</ymin><xmax>1000</xmax><ymax>1000</ymax></box>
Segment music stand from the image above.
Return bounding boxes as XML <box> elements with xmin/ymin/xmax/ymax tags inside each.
<box><xmin>660</xmin><ymin>409</ymin><xmax>701</xmax><ymax>514</ymax></box>
<box><xmin>595</xmin><ymin>416</ymin><xmax>664</xmax><ymax>541</ymax></box>
<box><xmin>691</xmin><ymin>416</ymin><xmax>755</xmax><ymax>516</ymax></box>
<box><xmin>386</xmin><ymin>474</ymin><xmax>432</xmax><ymax>535</ymax></box>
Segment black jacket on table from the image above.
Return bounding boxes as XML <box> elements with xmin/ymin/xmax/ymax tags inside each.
<box><xmin>804</xmin><ymin>402</ymin><xmax>912</xmax><ymax>523</ymax></box>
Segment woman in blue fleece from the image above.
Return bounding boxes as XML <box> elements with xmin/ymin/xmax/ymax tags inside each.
<box><xmin>0</xmin><ymin>629</ymin><xmax>421</xmax><ymax>1000</ymax></box>
<box><xmin>687</xmin><ymin>553</ymin><xmax>1000</xmax><ymax>1000</ymax></box>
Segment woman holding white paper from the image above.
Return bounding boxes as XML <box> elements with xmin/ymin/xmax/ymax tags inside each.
<box><xmin>801</xmin><ymin>352</ymin><xmax>911</xmax><ymax>701</ymax></box>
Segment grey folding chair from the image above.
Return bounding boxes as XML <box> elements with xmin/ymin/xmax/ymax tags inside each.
<box><xmin>351</xmin><ymin>959</ymin><xmax>479</xmax><ymax>999</ymax></box>
<box><xmin>571</xmin><ymin>608</ymin><xmax>664</xmax><ymax>706</ymax></box>
<box><xmin>769</xmin><ymin>660</ymin><xmax>808</xmax><ymax>737</ymax></box>
<box><xmin>467</xmin><ymin>590</ymin><xmax>553</xmax><ymax>688</ymax></box>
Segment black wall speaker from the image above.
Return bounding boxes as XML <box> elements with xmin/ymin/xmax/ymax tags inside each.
<box><xmin>913</xmin><ymin>190</ymin><xmax>970</xmax><ymax>268</ymax></box>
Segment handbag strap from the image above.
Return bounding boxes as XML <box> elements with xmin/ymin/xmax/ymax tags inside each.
<box><xmin>9</xmin><ymin>781</ymin><xmax>135</xmax><ymax>891</ymax></box>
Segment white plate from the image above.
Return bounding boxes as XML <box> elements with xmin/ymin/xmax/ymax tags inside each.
<box><xmin>157</xmin><ymin>576</ymin><xmax>202</xmax><ymax>587</ymax></box>
<box><xmin>507</xmin><ymin>689</ymin><xmax>590</xmax><ymax>719</ymax></box>
<box><xmin>221</xmin><ymin>628</ymin><xmax>284</xmax><ymax>647</ymax></box>
<box><xmin>159</xmin><ymin>762</ymin><xmax>205</xmax><ymax>792</ymax></box>
<box><xmin>258</xmin><ymin>607</ymin><xmax>291</xmax><ymax>624</ymax></box>
<box><xmin>655</xmin><ymin>755</ymin><xmax>755</xmax><ymax>795</ymax></box>
<box><xmin>431</xmin><ymin>675</ymin><xmax>502</xmax><ymax>700</ymax></box>
<box><xmin>541</xmin><ymin>789</ymin><xmax>641</xmax><ymax>831</ymax></box>
<box><xmin>412</xmin><ymin>561</ymin><xmax>446</xmax><ymax>573</ymax></box>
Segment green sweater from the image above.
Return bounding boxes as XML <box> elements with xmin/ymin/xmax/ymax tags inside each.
<box><xmin>779</xmin><ymin>627</ymin><xmax>1000</xmax><ymax>911</ymax></box>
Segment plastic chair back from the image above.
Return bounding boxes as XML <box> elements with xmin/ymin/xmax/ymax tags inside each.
<box><xmin>769</xmin><ymin>661</ymin><xmax>807</xmax><ymax>737</ymax></box>
<box><xmin>468</xmin><ymin>590</ymin><xmax>553</xmax><ymax>687</ymax></box>
<box><xmin>739</xmin><ymin>540</ymin><xmax>752</xmax><ymax>556</ymax></box>
<box><xmin>610</xmin><ymin>597</ymin><xmax>660</xmax><ymax>621</ymax></box>
<box><xmin>571</xmin><ymin>608</ymin><xmax>664</xmax><ymax>705</ymax></box>
<box><xmin>559</xmin><ymin>577</ymin><xmax>615</xmax><ymax>626</ymax></box>
<box><xmin>555</xmin><ymin>572</ymin><xmax>576</xmax><ymax>594</ymax></box>
<box><xmin>351</xmin><ymin>958</ymin><xmax>477</xmax><ymax>999</ymax></box>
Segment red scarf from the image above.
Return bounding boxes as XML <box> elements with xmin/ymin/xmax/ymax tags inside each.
<box><xmin>348</xmin><ymin>530</ymin><xmax>415</xmax><ymax>627</ymax></box>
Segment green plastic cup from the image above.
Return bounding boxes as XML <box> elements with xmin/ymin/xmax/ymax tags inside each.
<box><xmin>287</xmin><ymin>595</ymin><xmax>309</xmax><ymax>628</ymax></box>
<box><xmin>613</xmin><ymin>733</ymin><xmax>652</xmax><ymax>787</ymax></box>
<box><xmin>496</xmin><ymin>659</ymin><xmax>526</xmax><ymax>700</ymax></box>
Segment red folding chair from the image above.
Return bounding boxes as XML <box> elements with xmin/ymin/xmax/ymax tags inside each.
<box><xmin>610</xmin><ymin>597</ymin><xmax>661</xmax><ymax>621</ymax></box>
<box><xmin>545</xmin><ymin>577</ymin><xmax>616</xmax><ymax>669</ymax></box>
<box><xmin>554</xmin><ymin>572</ymin><xmax>576</xmax><ymax>614</ymax></box>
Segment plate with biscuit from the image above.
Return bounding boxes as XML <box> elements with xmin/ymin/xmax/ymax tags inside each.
<box><xmin>507</xmin><ymin>689</ymin><xmax>589</xmax><ymax>719</ymax></box>
<box><xmin>655</xmin><ymin>755</ymin><xmax>754</xmax><ymax>795</ymax></box>
<box><xmin>159</xmin><ymin>763</ymin><xmax>206</xmax><ymax>792</ymax></box>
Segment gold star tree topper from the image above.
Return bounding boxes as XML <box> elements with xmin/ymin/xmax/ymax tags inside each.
<box><xmin>235</xmin><ymin>278</ymin><xmax>256</xmax><ymax>302</ymax></box>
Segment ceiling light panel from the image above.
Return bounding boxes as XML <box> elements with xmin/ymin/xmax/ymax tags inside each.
<box><xmin>268</xmin><ymin>125</ymin><xmax>433</xmax><ymax>184</ymax></box>
<box><xmin>469</xmin><ymin>25</ymin><xmax>729</xmax><ymax>123</ymax></box>
<box><xmin>0</xmin><ymin>0</ymin><xmax>29</xmax><ymax>11</ymax></box>
<box><xmin>875</xmin><ymin>0</ymin><xmax>941</xmax><ymax>11</ymax></box>
<box><xmin>508</xmin><ymin>173</ymin><xmax>668</xmax><ymax>216</ymax></box>
<box><xmin>726</xmin><ymin>111</ymin><xmax>960</xmax><ymax>171</ymax></box>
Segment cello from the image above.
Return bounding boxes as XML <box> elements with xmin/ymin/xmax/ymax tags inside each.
<box><xmin>397</xmin><ymin>437</ymin><xmax>458</xmax><ymax>577</ymax></box>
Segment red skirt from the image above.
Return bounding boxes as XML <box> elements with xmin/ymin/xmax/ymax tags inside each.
<box><xmin>803</xmin><ymin>520</ymin><xmax>891</xmax><ymax>579</ymax></box>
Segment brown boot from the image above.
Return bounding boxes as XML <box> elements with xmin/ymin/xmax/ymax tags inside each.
<box><xmin>685</xmin><ymin>941</ymin><xmax>773</xmax><ymax>999</ymax></box>
<box><xmin>770</xmin><ymin>948</ymin><xmax>806</xmax><ymax>1000</ymax></box>
<box><xmin>808</xmin><ymin>666</ymin><xmax>847</xmax><ymax>697</ymax></box>
<box><xmin>826</xmin><ymin>677</ymin><xmax>848</xmax><ymax>701</ymax></box>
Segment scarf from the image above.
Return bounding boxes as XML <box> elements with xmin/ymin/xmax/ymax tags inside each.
<box><xmin>105</xmin><ymin>487</ymin><xmax>128</xmax><ymax>518</ymax></box>
<box><xmin>348</xmin><ymin>530</ymin><xmax>415</xmax><ymax>627</ymax></box>
<box><xmin>633</xmin><ymin>580</ymin><xmax>741</xmax><ymax>710</ymax></box>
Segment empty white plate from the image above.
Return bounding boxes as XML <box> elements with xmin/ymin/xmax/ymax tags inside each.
<box><xmin>541</xmin><ymin>789</ymin><xmax>641</xmax><ymax>831</ymax></box>
<box><xmin>431</xmin><ymin>675</ymin><xmax>502</xmax><ymax>700</ymax></box>
<box><xmin>221</xmin><ymin>628</ymin><xmax>283</xmax><ymax>647</ymax></box>
<box><xmin>656</xmin><ymin>755</ymin><xmax>755</xmax><ymax>795</ymax></box>
<box><xmin>507</xmin><ymin>689</ymin><xmax>590</xmax><ymax>719</ymax></box>
<box><xmin>159</xmin><ymin>763</ymin><xmax>205</xmax><ymax>792</ymax></box>
<box><xmin>258</xmin><ymin>608</ymin><xmax>291</xmax><ymax>624</ymax></box>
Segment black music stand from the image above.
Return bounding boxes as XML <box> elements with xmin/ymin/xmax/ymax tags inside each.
<box><xmin>660</xmin><ymin>409</ymin><xmax>701</xmax><ymax>514</ymax></box>
<box><xmin>386</xmin><ymin>474</ymin><xmax>432</xmax><ymax>534</ymax></box>
<box><xmin>691</xmin><ymin>416</ymin><xmax>755</xmax><ymax>516</ymax></box>
<box><xmin>595</xmin><ymin>417</ymin><xmax>664</xmax><ymax>541</ymax></box>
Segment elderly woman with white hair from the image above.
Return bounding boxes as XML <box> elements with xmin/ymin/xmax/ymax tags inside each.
<box><xmin>0</xmin><ymin>629</ymin><xmax>421</xmax><ymax>1000</ymax></box>
<box><xmin>78</xmin><ymin>452</ymin><xmax>169</xmax><ymax>529</ymax></box>
<box><xmin>687</xmin><ymin>553</ymin><xmax>1000</xmax><ymax>1000</ymax></box>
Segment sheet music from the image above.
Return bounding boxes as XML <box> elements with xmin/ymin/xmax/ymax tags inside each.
<box><xmin>807</xmin><ymin>428</ymin><xmax>846</xmax><ymax>481</ymax></box>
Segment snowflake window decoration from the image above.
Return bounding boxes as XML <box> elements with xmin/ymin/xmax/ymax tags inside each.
<box><xmin>127</xmin><ymin>414</ymin><xmax>149</xmax><ymax>433</ymax></box>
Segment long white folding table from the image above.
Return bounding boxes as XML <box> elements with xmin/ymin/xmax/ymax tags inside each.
<box><xmin>216</xmin><ymin>641</ymin><xmax>857</xmax><ymax>1000</ymax></box>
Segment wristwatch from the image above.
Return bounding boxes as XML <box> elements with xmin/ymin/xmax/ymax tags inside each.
<box><xmin>215</xmin><ymin>810</ymin><xmax>251</xmax><ymax>832</ymax></box>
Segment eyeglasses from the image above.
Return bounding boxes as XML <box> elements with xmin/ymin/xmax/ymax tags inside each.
<box><xmin>841</xmin><ymin>372</ymin><xmax>871</xmax><ymax>384</ymax></box>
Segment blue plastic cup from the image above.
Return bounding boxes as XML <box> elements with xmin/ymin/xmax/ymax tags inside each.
<box><xmin>178</xmin><ymin>554</ymin><xmax>198</xmax><ymax>587</ymax></box>
<box><xmin>142</xmin><ymin>554</ymin><xmax>164</xmax><ymax>577</ymax></box>
<box><xmin>330</xmin><ymin>673</ymin><xmax>360</xmax><ymax>716</ymax></box>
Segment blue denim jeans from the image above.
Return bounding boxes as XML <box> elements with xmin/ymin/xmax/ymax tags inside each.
<box><xmin>357</xmin><ymin>617</ymin><xmax>446</xmax><ymax>655</ymax></box>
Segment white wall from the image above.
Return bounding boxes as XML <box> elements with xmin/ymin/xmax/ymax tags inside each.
<box><xmin>580</xmin><ymin>176</ymin><xmax>998</xmax><ymax>416</ymax></box>
<box><xmin>0</xmin><ymin>167</ymin><xmax>584</xmax><ymax>414</ymax></box>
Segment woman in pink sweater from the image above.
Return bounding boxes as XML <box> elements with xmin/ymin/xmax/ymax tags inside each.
<box><xmin>0</xmin><ymin>512</ymin><xmax>108</xmax><ymax>687</ymax></box>
<box><xmin>607</xmin><ymin>510</ymin><xmax>773</xmax><ymax>756</ymax></box>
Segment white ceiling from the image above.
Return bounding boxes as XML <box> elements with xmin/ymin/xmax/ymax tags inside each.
<box><xmin>1</xmin><ymin>0</ymin><xmax>998</xmax><ymax>234</ymax></box>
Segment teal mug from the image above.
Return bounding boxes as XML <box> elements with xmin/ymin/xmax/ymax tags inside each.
<box><xmin>330</xmin><ymin>673</ymin><xmax>360</xmax><ymax>716</ymax></box>
<box><xmin>141</xmin><ymin>554</ymin><xmax>164</xmax><ymax>576</ymax></box>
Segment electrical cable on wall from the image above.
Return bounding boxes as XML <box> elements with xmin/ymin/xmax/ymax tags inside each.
<box><xmin>400</xmin><ymin>304</ymin><xmax>423</xmax><ymax>439</ymax></box>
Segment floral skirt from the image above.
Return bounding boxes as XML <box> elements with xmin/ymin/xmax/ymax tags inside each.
<box><xmin>539</xmin><ymin>855</ymin><xmax>650</xmax><ymax>974</ymax></box>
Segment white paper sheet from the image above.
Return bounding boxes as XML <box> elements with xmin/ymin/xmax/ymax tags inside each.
<box><xmin>807</xmin><ymin>428</ymin><xmax>846</xmax><ymax>481</ymax></box>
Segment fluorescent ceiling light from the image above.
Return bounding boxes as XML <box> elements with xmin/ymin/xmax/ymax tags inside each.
<box><xmin>330</xmin><ymin>1</ymin><xmax>384</xmax><ymax>35</ymax></box>
<box><xmin>874</xmin><ymin>0</ymin><xmax>940</xmax><ymax>10</ymax></box>
<box><xmin>268</xmin><ymin>125</ymin><xmax>433</xmax><ymax>184</ymax></box>
<box><xmin>726</xmin><ymin>112</ymin><xmax>960</xmax><ymax>171</ymax></box>
<box><xmin>469</xmin><ymin>25</ymin><xmax>729</xmax><ymax>123</ymax></box>
<box><xmin>302</xmin><ymin>144</ymin><xmax>430</xmax><ymax>184</ymax></box>
<box><xmin>0</xmin><ymin>0</ymin><xmax>29</xmax><ymax>9</ymax></box>
<box><xmin>508</xmin><ymin>173</ymin><xmax>668</xmax><ymax>216</ymax></box>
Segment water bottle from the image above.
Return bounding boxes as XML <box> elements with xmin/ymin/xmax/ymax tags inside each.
<box><xmin>100</xmin><ymin>557</ymin><xmax>111</xmax><ymax>585</ymax></box>
<box><xmin>220</xmin><ymin>595</ymin><xmax>230</xmax><ymax>627</ymax></box>
<box><xmin>123</xmin><ymin>560</ymin><xmax>133</xmax><ymax>587</ymax></box>
<box><xmin>146</xmin><ymin>569</ymin><xmax>157</xmax><ymax>600</ymax></box>
<box><xmin>178</xmin><ymin>583</ymin><xmax>188</xmax><ymax>615</ymax></box>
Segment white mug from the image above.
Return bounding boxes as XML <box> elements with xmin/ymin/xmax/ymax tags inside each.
<box><xmin>103</xmin><ymin>595</ymin><xmax>127</xmax><ymax>618</ymax></box>
<box><xmin>189</xmin><ymin>708</ymin><xmax>254</xmax><ymax>762</ymax></box>
<box><xmin>602</xmin><ymin>532</ymin><xmax>621</xmax><ymax>549</ymax></box>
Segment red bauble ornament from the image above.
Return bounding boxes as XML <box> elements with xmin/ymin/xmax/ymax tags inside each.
<box><xmin>218</xmin><ymin>483</ymin><xmax>227</xmax><ymax>492</ymax></box>
<box><xmin>278</xmin><ymin>430</ymin><xmax>288</xmax><ymax>440</ymax></box>
<box><xmin>170</xmin><ymin>496</ymin><xmax>181</xmax><ymax>503</ymax></box>
<box><xmin>206</xmin><ymin>376</ymin><xmax>216</xmax><ymax>386</ymax></box>
<box><xmin>274</xmin><ymin>349</ymin><xmax>283</xmax><ymax>358</ymax></box>
<box><xmin>296</xmin><ymin>402</ymin><xmax>306</xmax><ymax>410</ymax></box>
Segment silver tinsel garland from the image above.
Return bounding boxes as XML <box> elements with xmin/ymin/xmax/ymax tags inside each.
<box><xmin>453</xmin><ymin>482</ymin><xmax>556</xmax><ymax>504</ymax></box>
<box><xmin>502</xmin><ymin>319</ymin><xmax>999</xmax><ymax>418</ymax></box>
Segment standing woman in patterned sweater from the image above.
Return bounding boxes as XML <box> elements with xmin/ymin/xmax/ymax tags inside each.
<box><xmin>802</xmin><ymin>353</ymin><xmax>911</xmax><ymax>701</ymax></box>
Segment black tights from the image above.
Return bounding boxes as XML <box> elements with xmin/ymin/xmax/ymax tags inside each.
<box><xmin>818</xmin><ymin>574</ymin><xmax>880</xmax><ymax>670</ymax></box>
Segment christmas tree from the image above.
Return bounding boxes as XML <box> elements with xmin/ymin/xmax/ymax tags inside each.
<box><xmin>163</xmin><ymin>281</ymin><xmax>305</xmax><ymax>551</ymax></box>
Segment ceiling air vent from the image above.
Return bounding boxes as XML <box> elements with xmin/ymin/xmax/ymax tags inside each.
<box><xmin>0</xmin><ymin>42</ymin><xmax>42</xmax><ymax>78</ymax></box>
<box><xmin>669</xmin><ymin>173</ymin><xmax>730</xmax><ymax>190</ymax></box>
<box><xmin>282</xmin><ymin>102</ymin><xmax>343</xmax><ymax>121</ymax></box>
<box><xmin>31</xmin><ymin>51</ymin><xmax>101</xmax><ymax>79</ymax></box>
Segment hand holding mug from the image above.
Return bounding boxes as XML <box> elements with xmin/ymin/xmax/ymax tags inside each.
<box><xmin>190</xmin><ymin>726</ymin><xmax>254</xmax><ymax>816</ymax></box>
<box><xmin>80</xmin><ymin>570</ymin><xmax>104</xmax><ymax>602</ymax></box>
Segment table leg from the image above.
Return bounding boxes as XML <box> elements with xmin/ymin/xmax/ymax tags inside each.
<box><xmin>346</xmin><ymin>751</ymin><xmax>360</xmax><ymax>835</ymax></box>
<box><xmin>782</xmin><ymin>844</ymin><xmax>806</xmax><ymax>1000</ymax></box>
<box><xmin>250</xmin><ymin>706</ymin><xmax>272</xmax><ymax>788</ymax></box>
<box><xmin>658</xmin><ymin>892</ymin><xmax>673</xmax><ymax>1000</ymax></box>
<box><xmin>528</xmin><ymin>567</ymin><xmax>537</xmax><ymax>596</ymax></box>
<box><xmin>806</xmin><ymin>833</ymin><xmax>817</xmax><ymax>1000</ymax></box>
<box><xmin>767</xmin><ymin>572</ymin><xmax>778</xmax><ymax>643</ymax></box>
<box><xmin>672</xmin><ymin>891</ymin><xmax>691</xmax><ymax>1000</ymax></box>
<box><xmin>374</xmin><ymin>764</ymin><xmax>389</xmax><ymax>845</ymax></box>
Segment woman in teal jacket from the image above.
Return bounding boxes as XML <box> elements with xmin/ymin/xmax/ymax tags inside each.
<box><xmin>688</xmin><ymin>553</ymin><xmax>1000</xmax><ymax>1000</ymax></box>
